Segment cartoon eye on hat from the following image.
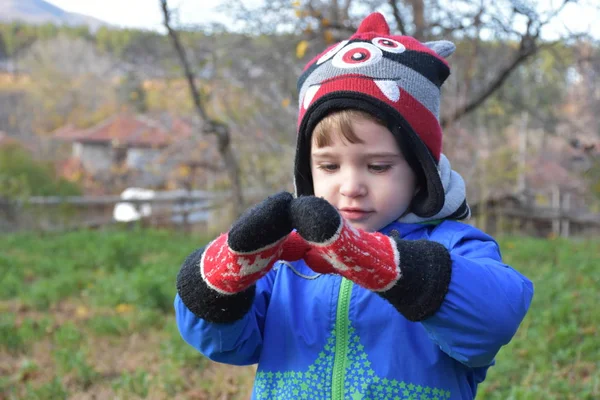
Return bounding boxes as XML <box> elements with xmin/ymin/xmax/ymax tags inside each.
<box><xmin>371</xmin><ymin>37</ymin><xmax>406</xmax><ymax>53</ymax></box>
<box><xmin>317</xmin><ymin>40</ymin><xmax>349</xmax><ymax>65</ymax></box>
<box><xmin>331</xmin><ymin>42</ymin><xmax>382</xmax><ymax>69</ymax></box>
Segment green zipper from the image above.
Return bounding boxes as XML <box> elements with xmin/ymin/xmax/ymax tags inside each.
<box><xmin>332</xmin><ymin>277</ymin><xmax>353</xmax><ymax>400</ymax></box>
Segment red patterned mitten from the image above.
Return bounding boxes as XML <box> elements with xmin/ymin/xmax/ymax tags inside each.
<box><xmin>291</xmin><ymin>196</ymin><xmax>401</xmax><ymax>291</ymax></box>
<box><xmin>201</xmin><ymin>192</ymin><xmax>298</xmax><ymax>294</ymax></box>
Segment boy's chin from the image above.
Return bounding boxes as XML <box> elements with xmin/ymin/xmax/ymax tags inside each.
<box><xmin>344</xmin><ymin>209</ymin><xmax>408</xmax><ymax>233</ymax></box>
<box><xmin>345</xmin><ymin>218</ymin><xmax>381</xmax><ymax>233</ymax></box>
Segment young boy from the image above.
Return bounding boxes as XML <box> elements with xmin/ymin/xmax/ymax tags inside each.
<box><xmin>175</xmin><ymin>12</ymin><xmax>533</xmax><ymax>400</ymax></box>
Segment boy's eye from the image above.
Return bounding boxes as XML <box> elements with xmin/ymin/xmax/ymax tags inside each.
<box><xmin>368</xmin><ymin>164</ymin><xmax>392</xmax><ymax>173</ymax></box>
<box><xmin>318</xmin><ymin>164</ymin><xmax>339</xmax><ymax>172</ymax></box>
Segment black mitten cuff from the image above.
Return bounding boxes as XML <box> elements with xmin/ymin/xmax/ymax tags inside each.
<box><xmin>176</xmin><ymin>248</ymin><xmax>255</xmax><ymax>324</ymax></box>
<box><xmin>378</xmin><ymin>239</ymin><xmax>452</xmax><ymax>321</ymax></box>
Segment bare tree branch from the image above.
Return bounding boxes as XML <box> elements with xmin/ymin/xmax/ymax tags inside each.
<box><xmin>187</xmin><ymin>160</ymin><xmax>224</xmax><ymax>173</ymax></box>
<box><xmin>441</xmin><ymin>0</ymin><xmax>572</xmax><ymax>128</ymax></box>
<box><xmin>388</xmin><ymin>0</ymin><xmax>407</xmax><ymax>35</ymax></box>
<box><xmin>441</xmin><ymin>35</ymin><xmax>538</xmax><ymax>128</ymax></box>
<box><xmin>160</xmin><ymin>0</ymin><xmax>245</xmax><ymax>217</ymax></box>
<box><xmin>341</xmin><ymin>0</ymin><xmax>352</xmax><ymax>21</ymax></box>
<box><xmin>160</xmin><ymin>1</ymin><xmax>208</xmax><ymax>122</ymax></box>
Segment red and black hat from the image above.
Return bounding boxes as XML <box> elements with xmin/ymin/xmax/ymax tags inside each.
<box><xmin>294</xmin><ymin>12</ymin><xmax>456</xmax><ymax>217</ymax></box>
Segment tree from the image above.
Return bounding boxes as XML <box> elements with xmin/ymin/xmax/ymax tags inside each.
<box><xmin>117</xmin><ymin>71</ymin><xmax>148</xmax><ymax>113</ymax></box>
<box><xmin>159</xmin><ymin>0</ymin><xmax>245</xmax><ymax>218</ymax></box>
<box><xmin>19</xmin><ymin>34</ymin><xmax>118</xmax><ymax>132</ymax></box>
<box><xmin>0</xmin><ymin>143</ymin><xmax>81</xmax><ymax>198</ymax></box>
<box><xmin>222</xmin><ymin>0</ymin><xmax>590</xmax><ymax>128</ymax></box>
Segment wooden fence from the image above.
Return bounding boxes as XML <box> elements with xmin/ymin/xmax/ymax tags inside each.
<box><xmin>469</xmin><ymin>189</ymin><xmax>600</xmax><ymax>238</ymax></box>
<box><xmin>0</xmin><ymin>190</ymin><xmax>235</xmax><ymax>233</ymax></box>
<box><xmin>2</xmin><ymin>188</ymin><xmax>599</xmax><ymax>237</ymax></box>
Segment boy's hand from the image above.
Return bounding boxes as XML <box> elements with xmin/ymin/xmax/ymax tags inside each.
<box><xmin>201</xmin><ymin>192</ymin><xmax>303</xmax><ymax>294</ymax></box>
<box><xmin>290</xmin><ymin>196</ymin><xmax>401</xmax><ymax>291</ymax></box>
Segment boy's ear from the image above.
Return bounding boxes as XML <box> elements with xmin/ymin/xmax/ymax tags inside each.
<box><xmin>423</xmin><ymin>40</ymin><xmax>456</xmax><ymax>59</ymax></box>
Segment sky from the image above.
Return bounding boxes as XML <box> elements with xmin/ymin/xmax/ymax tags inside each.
<box><xmin>45</xmin><ymin>0</ymin><xmax>600</xmax><ymax>39</ymax></box>
<box><xmin>45</xmin><ymin>0</ymin><xmax>251</xmax><ymax>31</ymax></box>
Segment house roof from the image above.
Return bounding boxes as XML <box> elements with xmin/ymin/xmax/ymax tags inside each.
<box><xmin>0</xmin><ymin>131</ymin><xmax>35</xmax><ymax>153</ymax></box>
<box><xmin>0</xmin><ymin>131</ymin><xmax>17</xmax><ymax>147</ymax></box>
<box><xmin>54</xmin><ymin>114</ymin><xmax>192</xmax><ymax>148</ymax></box>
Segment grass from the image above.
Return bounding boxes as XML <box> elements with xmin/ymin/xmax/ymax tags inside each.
<box><xmin>0</xmin><ymin>227</ymin><xmax>597</xmax><ymax>399</ymax></box>
<box><xmin>477</xmin><ymin>236</ymin><xmax>599</xmax><ymax>399</ymax></box>
<box><xmin>0</xmin><ymin>226</ymin><xmax>255</xmax><ymax>399</ymax></box>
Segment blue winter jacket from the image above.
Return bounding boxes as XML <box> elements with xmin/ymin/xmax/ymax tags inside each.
<box><xmin>175</xmin><ymin>220</ymin><xmax>533</xmax><ymax>400</ymax></box>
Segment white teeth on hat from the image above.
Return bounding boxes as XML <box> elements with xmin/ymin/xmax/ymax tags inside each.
<box><xmin>374</xmin><ymin>80</ymin><xmax>400</xmax><ymax>102</ymax></box>
<box><xmin>303</xmin><ymin>85</ymin><xmax>320</xmax><ymax>109</ymax></box>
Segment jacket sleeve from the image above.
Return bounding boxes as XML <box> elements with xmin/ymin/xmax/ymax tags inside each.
<box><xmin>174</xmin><ymin>247</ymin><xmax>276</xmax><ymax>366</ymax></box>
<box><xmin>380</xmin><ymin>225</ymin><xmax>533</xmax><ymax>368</ymax></box>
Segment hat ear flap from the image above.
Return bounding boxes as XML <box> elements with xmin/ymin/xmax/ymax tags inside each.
<box><xmin>423</xmin><ymin>40</ymin><xmax>456</xmax><ymax>59</ymax></box>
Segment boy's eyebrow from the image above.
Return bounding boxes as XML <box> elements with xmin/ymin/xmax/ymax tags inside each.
<box><xmin>311</xmin><ymin>151</ymin><xmax>338</xmax><ymax>158</ymax></box>
<box><xmin>363</xmin><ymin>152</ymin><xmax>402</xmax><ymax>158</ymax></box>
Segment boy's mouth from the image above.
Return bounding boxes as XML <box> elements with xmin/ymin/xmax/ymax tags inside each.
<box><xmin>303</xmin><ymin>75</ymin><xmax>401</xmax><ymax>110</ymax></box>
<box><xmin>339</xmin><ymin>207</ymin><xmax>374</xmax><ymax>221</ymax></box>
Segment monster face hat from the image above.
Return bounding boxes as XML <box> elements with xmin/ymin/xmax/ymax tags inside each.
<box><xmin>294</xmin><ymin>12</ymin><xmax>456</xmax><ymax>218</ymax></box>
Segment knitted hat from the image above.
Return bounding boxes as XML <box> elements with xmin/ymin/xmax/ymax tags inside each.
<box><xmin>294</xmin><ymin>12</ymin><xmax>456</xmax><ymax>218</ymax></box>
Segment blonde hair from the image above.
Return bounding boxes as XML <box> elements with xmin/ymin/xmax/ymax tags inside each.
<box><xmin>312</xmin><ymin>109</ymin><xmax>385</xmax><ymax>148</ymax></box>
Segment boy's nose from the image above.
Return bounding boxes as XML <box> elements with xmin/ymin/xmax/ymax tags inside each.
<box><xmin>340</xmin><ymin>177</ymin><xmax>367</xmax><ymax>198</ymax></box>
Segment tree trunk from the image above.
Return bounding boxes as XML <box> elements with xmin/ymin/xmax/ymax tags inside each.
<box><xmin>408</xmin><ymin>0</ymin><xmax>426</xmax><ymax>40</ymax></box>
<box><xmin>160</xmin><ymin>0</ymin><xmax>245</xmax><ymax>218</ymax></box>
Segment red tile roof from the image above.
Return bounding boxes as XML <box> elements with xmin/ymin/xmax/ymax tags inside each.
<box><xmin>54</xmin><ymin>114</ymin><xmax>191</xmax><ymax>148</ymax></box>
<box><xmin>0</xmin><ymin>131</ymin><xmax>18</xmax><ymax>147</ymax></box>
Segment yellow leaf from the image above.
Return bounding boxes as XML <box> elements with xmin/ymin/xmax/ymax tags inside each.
<box><xmin>292</xmin><ymin>0</ymin><xmax>301</xmax><ymax>7</ymax></box>
<box><xmin>321</xmin><ymin>18</ymin><xmax>330</xmax><ymax>27</ymax></box>
<box><xmin>535</xmin><ymin>193</ymin><xmax>549</xmax><ymax>205</ymax></box>
<box><xmin>296</xmin><ymin>40</ymin><xmax>309</xmax><ymax>59</ymax></box>
<box><xmin>294</xmin><ymin>9</ymin><xmax>302</xmax><ymax>17</ymax></box>
<box><xmin>116</xmin><ymin>304</ymin><xmax>134</xmax><ymax>314</ymax></box>
<box><xmin>281</xmin><ymin>98</ymin><xmax>291</xmax><ymax>108</ymax></box>
<box><xmin>517</xmin><ymin>348</ymin><xmax>528</xmax><ymax>357</ymax></box>
<box><xmin>76</xmin><ymin>306</ymin><xmax>89</xmax><ymax>318</ymax></box>
<box><xmin>178</xmin><ymin>165</ymin><xmax>191</xmax><ymax>177</ymax></box>
<box><xmin>582</xmin><ymin>326</ymin><xmax>597</xmax><ymax>335</ymax></box>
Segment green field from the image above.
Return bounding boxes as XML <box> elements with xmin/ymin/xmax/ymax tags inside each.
<box><xmin>0</xmin><ymin>228</ymin><xmax>598</xmax><ymax>399</ymax></box>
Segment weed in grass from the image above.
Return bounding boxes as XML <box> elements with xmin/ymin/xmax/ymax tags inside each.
<box><xmin>53</xmin><ymin>322</ymin><xmax>83</xmax><ymax>349</ymax></box>
<box><xmin>160</xmin><ymin>323</ymin><xmax>207</xmax><ymax>370</ymax></box>
<box><xmin>53</xmin><ymin>348</ymin><xmax>98</xmax><ymax>389</ymax></box>
<box><xmin>18</xmin><ymin>316</ymin><xmax>53</xmax><ymax>344</ymax></box>
<box><xmin>103</xmin><ymin>234</ymin><xmax>144</xmax><ymax>272</ymax></box>
<box><xmin>159</xmin><ymin>362</ymin><xmax>186</xmax><ymax>396</ymax></box>
<box><xmin>130</xmin><ymin>308</ymin><xmax>167</xmax><ymax>331</ymax></box>
<box><xmin>112</xmin><ymin>368</ymin><xmax>151</xmax><ymax>398</ymax></box>
<box><xmin>25</xmin><ymin>377</ymin><xmax>68</xmax><ymax>400</ymax></box>
<box><xmin>0</xmin><ymin>313</ymin><xmax>24</xmax><ymax>354</ymax></box>
<box><xmin>87</xmin><ymin>314</ymin><xmax>130</xmax><ymax>337</ymax></box>
<box><xmin>27</xmin><ymin>275</ymin><xmax>82</xmax><ymax>310</ymax></box>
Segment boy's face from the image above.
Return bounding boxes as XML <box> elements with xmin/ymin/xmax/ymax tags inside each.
<box><xmin>310</xmin><ymin>117</ymin><xmax>416</xmax><ymax>232</ymax></box>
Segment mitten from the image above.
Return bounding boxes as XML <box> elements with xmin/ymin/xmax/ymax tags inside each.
<box><xmin>201</xmin><ymin>191</ymin><xmax>296</xmax><ymax>294</ymax></box>
<box><xmin>176</xmin><ymin>192</ymin><xmax>309</xmax><ymax>323</ymax></box>
<box><xmin>291</xmin><ymin>195</ymin><xmax>453</xmax><ymax>321</ymax></box>
<box><xmin>291</xmin><ymin>196</ymin><xmax>400</xmax><ymax>291</ymax></box>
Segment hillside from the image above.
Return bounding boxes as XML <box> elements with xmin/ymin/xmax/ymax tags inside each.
<box><xmin>0</xmin><ymin>0</ymin><xmax>108</xmax><ymax>30</ymax></box>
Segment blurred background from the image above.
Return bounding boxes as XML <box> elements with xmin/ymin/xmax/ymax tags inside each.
<box><xmin>0</xmin><ymin>0</ymin><xmax>598</xmax><ymax>399</ymax></box>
